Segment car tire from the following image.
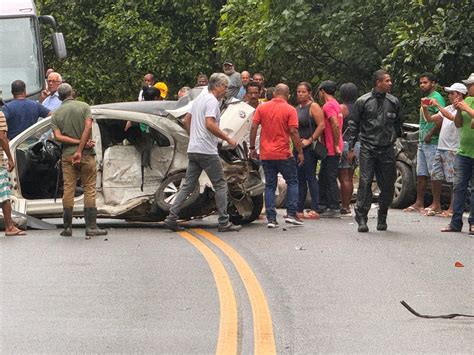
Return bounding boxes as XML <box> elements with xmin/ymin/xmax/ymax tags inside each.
<box><xmin>391</xmin><ymin>161</ymin><xmax>416</xmax><ymax>209</ymax></box>
<box><xmin>154</xmin><ymin>172</ymin><xmax>200</xmax><ymax>211</ymax></box>
<box><xmin>229</xmin><ymin>194</ymin><xmax>264</xmax><ymax>225</ymax></box>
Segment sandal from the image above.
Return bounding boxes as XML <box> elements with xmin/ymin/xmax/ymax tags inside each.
<box><xmin>437</xmin><ymin>210</ymin><xmax>453</xmax><ymax>218</ymax></box>
<box><xmin>305</xmin><ymin>210</ymin><xmax>320</xmax><ymax>219</ymax></box>
<box><xmin>441</xmin><ymin>225</ymin><xmax>461</xmax><ymax>233</ymax></box>
<box><xmin>424</xmin><ymin>208</ymin><xmax>442</xmax><ymax>216</ymax></box>
<box><xmin>340</xmin><ymin>208</ymin><xmax>351</xmax><ymax>215</ymax></box>
<box><xmin>403</xmin><ymin>206</ymin><xmax>423</xmax><ymax>213</ymax></box>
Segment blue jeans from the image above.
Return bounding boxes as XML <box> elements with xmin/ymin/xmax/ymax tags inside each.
<box><xmin>294</xmin><ymin>148</ymin><xmax>319</xmax><ymax>212</ymax></box>
<box><xmin>449</xmin><ymin>154</ymin><xmax>474</xmax><ymax>230</ymax></box>
<box><xmin>261</xmin><ymin>158</ymin><xmax>298</xmax><ymax>221</ymax></box>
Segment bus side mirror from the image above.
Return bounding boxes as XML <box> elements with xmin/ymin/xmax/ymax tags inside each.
<box><xmin>38</xmin><ymin>15</ymin><xmax>57</xmax><ymax>28</ymax></box>
<box><xmin>52</xmin><ymin>33</ymin><xmax>67</xmax><ymax>59</ymax></box>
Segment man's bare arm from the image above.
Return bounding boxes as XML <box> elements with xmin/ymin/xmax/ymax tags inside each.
<box><xmin>53</xmin><ymin>128</ymin><xmax>80</xmax><ymax>145</ymax></box>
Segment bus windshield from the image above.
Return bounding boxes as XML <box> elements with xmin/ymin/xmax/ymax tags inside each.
<box><xmin>0</xmin><ymin>17</ymin><xmax>42</xmax><ymax>101</ymax></box>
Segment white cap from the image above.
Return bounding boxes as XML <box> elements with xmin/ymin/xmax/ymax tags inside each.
<box><xmin>462</xmin><ymin>73</ymin><xmax>474</xmax><ymax>85</ymax></box>
<box><xmin>444</xmin><ymin>83</ymin><xmax>467</xmax><ymax>94</ymax></box>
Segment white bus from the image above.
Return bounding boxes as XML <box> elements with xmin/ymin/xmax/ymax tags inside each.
<box><xmin>0</xmin><ymin>0</ymin><xmax>66</xmax><ymax>102</ymax></box>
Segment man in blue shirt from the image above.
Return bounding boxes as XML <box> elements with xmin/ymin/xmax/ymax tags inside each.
<box><xmin>2</xmin><ymin>80</ymin><xmax>51</xmax><ymax>140</ymax></box>
<box><xmin>39</xmin><ymin>72</ymin><xmax>62</xmax><ymax>111</ymax></box>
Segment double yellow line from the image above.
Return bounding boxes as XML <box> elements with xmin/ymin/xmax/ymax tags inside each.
<box><xmin>177</xmin><ymin>229</ymin><xmax>276</xmax><ymax>355</ymax></box>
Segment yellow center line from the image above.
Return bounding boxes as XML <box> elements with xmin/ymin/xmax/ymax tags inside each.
<box><xmin>193</xmin><ymin>228</ymin><xmax>276</xmax><ymax>355</ymax></box>
<box><xmin>177</xmin><ymin>231</ymin><xmax>238</xmax><ymax>355</ymax></box>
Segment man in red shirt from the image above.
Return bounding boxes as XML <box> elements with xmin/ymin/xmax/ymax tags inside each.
<box><xmin>249</xmin><ymin>84</ymin><xmax>304</xmax><ymax>227</ymax></box>
<box><xmin>318</xmin><ymin>80</ymin><xmax>343</xmax><ymax>218</ymax></box>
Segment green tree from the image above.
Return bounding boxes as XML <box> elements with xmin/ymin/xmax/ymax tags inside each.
<box><xmin>216</xmin><ymin>0</ymin><xmax>473</xmax><ymax>120</ymax></box>
<box><xmin>38</xmin><ymin>0</ymin><xmax>224</xmax><ymax>104</ymax></box>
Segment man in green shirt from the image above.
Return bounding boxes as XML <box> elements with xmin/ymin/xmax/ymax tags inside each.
<box><xmin>404</xmin><ymin>72</ymin><xmax>445</xmax><ymax>214</ymax></box>
<box><xmin>51</xmin><ymin>83</ymin><xmax>107</xmax><ymax>239</ymax></box>
<box><xmin>442</xmin><ymin>73</ymin><xmax>474</xmax><ymax>235</ymax></box>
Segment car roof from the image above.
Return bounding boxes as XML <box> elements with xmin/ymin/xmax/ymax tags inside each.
<box><xmin>92</xmin><ymin>87</ymin><xmax>205</xmax><ymax>116</ymax></box>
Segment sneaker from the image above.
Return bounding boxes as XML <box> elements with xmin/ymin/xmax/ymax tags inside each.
<box><xmin>267</xmin><ymin>220</ymin><xmax>280</xmax><ymax>228</ymax></box>
<box><xmin>319</xmin><ymin>209</ymin><xmax>341</xmax><ymax>218</ymax></box>
<box><xmin>164</xmin><ymin>218</ymin><xmax>185</xmax><ymax>231</ymax></box>
<box><xmin>284</xmin><ymin>215</ymin><xmax>304</xmax><ymax>225</ymax></box>
<box><xmin>218</xmin><ymin>222</ymin><xmax>242</xmax><ymax>232</ymax></box>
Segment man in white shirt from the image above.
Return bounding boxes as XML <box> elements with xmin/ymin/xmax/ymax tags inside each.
<box><xmin>421</xmin><ymin>82</ymin><xmax>467</xmax><ymax>216</ymax></box>
<box><xmin>164</xmin><ymin>73</ymin><xmax>242</xmax><ymax>232</ymax></box>
<box><xmin>39</xmin><ymin>72</ymin><xmax>62</xmax><ymax>111</ymax></box>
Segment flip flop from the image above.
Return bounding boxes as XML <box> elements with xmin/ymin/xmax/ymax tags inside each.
<box><xmin>424</xmin><ymin>209</ymin><xmax>442</xmax><ymax>216</ymax></box>
<box><xmin>5</xmin><ymin>229</ymin><xmax>27</xmax><ymax>236</ymax></box>
<box><xmin>403</xmin><ymin>206</ymin><xmax>423</xmax><ymax>213</ymax></box>
<box><xmin>437</xmin><ymin>211</ymin><xmax>453</xmax><ymax>218</ymax></box>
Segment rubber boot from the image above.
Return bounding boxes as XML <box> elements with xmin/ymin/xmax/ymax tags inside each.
<box><xmin>377</xmin><ymin>209</ymin><xmax>388</xmax><ymax>231</ymax></box>
<box><xmin>84</xmin><ymin>207</ymin><xmax>108</xmax><ymax>239</ymax></box>
<box><xmin>60</xmin><ymin>207</ymin><xmax>73</xmax><ymax>237</ymax></box>
<box><xmin>355</xmin><ymin>209</ymin><xmax>369</xmax><ymax>233</ymax></box>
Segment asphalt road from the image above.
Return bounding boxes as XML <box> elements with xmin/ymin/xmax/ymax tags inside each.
<box><xmin>1</xmin><ymin>208</ymin><xmax>473</xmax><ymax>354</ymax></box>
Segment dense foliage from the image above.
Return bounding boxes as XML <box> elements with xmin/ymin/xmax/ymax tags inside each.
<box><xmin>38</xmin><ymin>0</ymin><xmax>225</xmax><ymax>103</ymax></box>
<box><xmin>39</xmin><ymin>0</ymin><xmax>473</xmax><ymax>119</ymax></box>
<box><xmin>216</xmin><ymin>0</ymin><xmax>473</xmax><ymax>119</ymax></box>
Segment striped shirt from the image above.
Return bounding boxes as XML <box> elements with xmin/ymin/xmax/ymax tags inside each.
<box><xmin>0</xmin><ymin>112</ymin><xmax>8</xmax><ymax>166</ymax></box>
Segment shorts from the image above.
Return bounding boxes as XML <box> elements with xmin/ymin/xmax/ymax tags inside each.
<box><xmin>339</xmin><ymin>141</ymin><xmax>360</xmax><ymax>169</ymax></box>
<box><xmin>431</xmin><ymin>149</ymin><xmax>456</xmax><ymax>183</ymax></box>
<box><xmin>416</xmin><ymin>142</ymin><xmax>437</xmax><ymax>177</ymax></box>
<box><xmin>0</xmin><ymin>168</ymin><xmax>12</xmax><ymax>203</ymax></box>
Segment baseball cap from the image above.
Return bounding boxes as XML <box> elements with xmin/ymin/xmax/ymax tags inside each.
<box><xmin>318</xmin><ymin>80</ymin><xmax>337</xmax><ymax>95</ymax></box>
<box><xmin>223</xmin><ymin>59</ymin><xmax>234</xmax><ymax>66</ymax></box>
<box><xmin>461</xmin><ymin>73</ymin><xmax>474</xmax><ymax>85</ymax></box>
<box><xmin>444</xmin><ymin>83</ymin><xmax>467</xmax><ymax>94</ymax></box>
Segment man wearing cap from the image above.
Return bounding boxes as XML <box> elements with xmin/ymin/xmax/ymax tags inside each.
<box><xmin>442</xmin><ymin>73</ymin><xmax>474</xmax><ymax>235</ymax></box>
<box><xmin>421</xmin><ymin>82</ymin><xmax>467</xmax><ymax>217</ymax></box>
<box><xmin>347</xmin><ymin>69</ymin><xmax>402</xmax><ymax>232</ymax></box>
<box><xmin>223</xmin><ymin>60</ymin><xmax>242</xmax><ymax>99</ymax></box>
<box><xmin>318</xmin><ymin>80</ymin><xmax>343</xmax><ymax>218</ymax></box>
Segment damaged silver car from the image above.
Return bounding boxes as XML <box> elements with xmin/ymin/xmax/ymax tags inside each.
<box><xmin>7</xmin><ymin>88</ymin><xmax>264</xmax><ymax>226</ymax></box>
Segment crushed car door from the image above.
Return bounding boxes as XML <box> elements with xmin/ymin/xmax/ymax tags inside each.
<box><xmin>93</xmin><ymin>109</ymin><xmax>174</xmax><ymax>212</ymax></box>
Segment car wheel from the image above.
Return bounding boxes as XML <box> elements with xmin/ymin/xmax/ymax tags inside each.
<box><xmin>229</xmin><ymin>194</ymin><xmax>264</xmax><ymax>225</ymax></box>
<box><xmin>154</xmin><ymin>172</ymin><xmax>200</xmax><ymax>211</ymax></box>
<box><xmin>391</xmin><ymin>161</ymin><xmax>416</xmax><ymax>209</ymax></box>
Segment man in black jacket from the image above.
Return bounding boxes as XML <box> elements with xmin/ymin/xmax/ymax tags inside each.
<box><xmin>347</xmin><ymin>70</ymin><xmax>402</xmax><ymax>232</ymax></box>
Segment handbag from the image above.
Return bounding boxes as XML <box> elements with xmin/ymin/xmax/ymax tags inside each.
<box><xmin>307</xmin><ymin>103</ymin><xmax>328</xmax><ymax>159</ymax></box>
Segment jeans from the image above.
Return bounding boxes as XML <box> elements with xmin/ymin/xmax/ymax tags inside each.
<box><xmin>318</xmin><ymin>155</ymin><xmax>340</xmax><ymax>210</ymax></box>
<box><xmin>261</xmin><ymin>158</ymin><xmax>298</xmax><ymax>221</ymax></box>
<box><xmin>62</xmin><ymin>154</ymin><xmax>97</xmax><ymax>208</ymax></box>
<box><xmin>294</xmin><ymin>148</ymin><xmax>319</xmax><ymax>212</ymax></box>
<box><xmin>355</xmin><ymin>144</ymin><xmax>396</xmax><ymax>217</ymax></box>
<box><xmin>169</xmin><ymin>153</ymin><xmax>229</xmax><ymax>225</ymax></box>
<box><xmin>449</xmin><ymin>154</ymin><xmax>474</xmax><ymax>230</ymax></box>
